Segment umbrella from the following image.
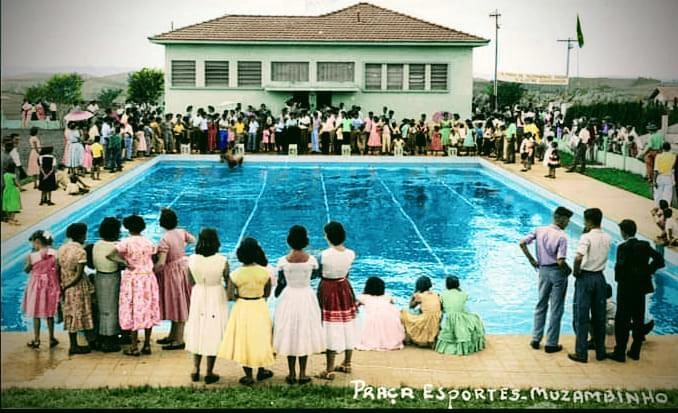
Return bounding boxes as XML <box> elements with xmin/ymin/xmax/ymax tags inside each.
<box><xmin>432</xmin><ymin>111</ymin><xmax>452</xmax><ymax>123</ymax></box>
<box><xmin>64</xmin><ymin>110</ymin><xmax>94</xmax><ymax>122</ymax></box>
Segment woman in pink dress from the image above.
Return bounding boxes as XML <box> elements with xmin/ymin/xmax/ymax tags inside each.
<box><xmin>27</xmin><ymin>127</ymin><xmax>42</xmax><ymax>188</ymax></box>
<box><xmin>207</xmin><ymin>117</ymin><xmax>217</xmax><ymax>153</ymax></box>
<box><xmin>36</xmin><ymin>102</ymin><xmax>46</xmax><ymax>120</ymax></box>
<box><xmin>21</xmin><ymin>100</ymin><xmax>32</xmax><ymax>128</ymax></box>
<box><xmin>355</xmin><ymin>277</ymin><xmax>405</xmax><ymax>351</ymax></box>
<box><xmin>154</xmin><ymin>208</ymin><xmax>195</xmax><ymax>350</ymax></box>
<box><xmin>108</xmin><ymin>215</ymin><xmax>161</xmax><ymax>356</ymax></box>
<box><xmin>367</xmin><ymin>116</ymin><xmax>381</xmax><ymax>155</ymax></box>
<box><xmin>22</xmin><ymin>230</ymin><xmax>60</xmax><ymax>349</ymax></box>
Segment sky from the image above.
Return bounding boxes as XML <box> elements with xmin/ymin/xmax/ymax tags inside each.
<box><xmin>2</xmin><ymin>0</ymin><xmax>677</xmax><ymax>80</ymax></box>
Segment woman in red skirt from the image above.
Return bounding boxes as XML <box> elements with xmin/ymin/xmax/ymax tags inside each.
<box><xmin>315</xmin><ymin>221</ymin><xmax>357</xmax><ymax>380</ymax></box>
<box><xmin>207</xmin><ymin>116</ymin><xmax>218</xmax><ymax>153</ymax></box>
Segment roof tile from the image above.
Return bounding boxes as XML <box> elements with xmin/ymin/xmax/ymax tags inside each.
<box><xmin>150</xmin><ymin>2</ymin><xmax>487</xmax><ymax>43</ymax></box>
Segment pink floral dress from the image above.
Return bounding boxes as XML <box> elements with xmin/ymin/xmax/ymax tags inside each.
<box><xmin>117</xmin><ymin>235</ymin><xmax>161</xmax><ymax>330</ymax></box>
<box><xmin>22</xmin><ymin>248</ymin><xmax>60</xmax><ymax>318</ymax></box>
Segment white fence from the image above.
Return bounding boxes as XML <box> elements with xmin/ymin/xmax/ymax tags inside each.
<box><xmin>555</xmin><ymin>137</ymin><xmax>647</xmax><ymax>177</ymax></box>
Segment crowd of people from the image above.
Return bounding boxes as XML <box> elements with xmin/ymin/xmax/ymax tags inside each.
<box><xmin>520</xmin><ymin>206</ymin><xmax>665</xmax><ymax>363</ymax></box>
<box><xmin>19</xmin><ymin>99</ymin><xmax>59</xmax><ymax>128</ymax></box>
<box><xmin>22</xmin><ymin>214</ymin><xmax>489</xmax><ymax>385</ymax></box>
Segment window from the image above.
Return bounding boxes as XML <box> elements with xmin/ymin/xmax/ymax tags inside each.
<box><xmin>204</xmin><ymin>61</ymin><xmax>229</xmax><ymax>86</ymax></box>
<box><xmin>171</xmin><ymin>60</ymin><xmax>195</xmax><ymax>86</ymax></box>
<box><xmin>317</xmin><ymin>62</ymin><xmax>355</xmax><ymax>82</ymax></box>
<box><xmin>271</xmin><ymin>62</ymin><xmax>309</xmax><ymax>82</ymax></box>
<box><xmin>430</xmin><ymin>64</ymin><xmax>448</xmax><ymax>90</ymax></box>
<box><xmin>386</xmin><ymin>64</ymin><xmax>403</xmax><ymax>90</ymax></box>
<box><xmin>237</xmin><ymin>61</ymin><xmax>262</xmax><ymax>87</ymax></box>
<box><xmin>364</xmin><ymin>64</ymin><xmax>382</xmax><ymax>90</ymax></box>
<box><xmin>408</xmin><ymin>64</ymin><xmax>425</xmax><ymax>90</ymax></box>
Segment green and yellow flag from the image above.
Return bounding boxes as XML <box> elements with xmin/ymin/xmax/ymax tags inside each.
<box><xmin>576</xmin><ymin>14</ymin><xmax>584</xmax><ymax>48</ymax></box>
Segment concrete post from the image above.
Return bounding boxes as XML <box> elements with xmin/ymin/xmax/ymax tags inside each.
<box><xmin>661</xmin><ymin>114</ymin><xmax>668</xmax><ymax>136</ymax></box>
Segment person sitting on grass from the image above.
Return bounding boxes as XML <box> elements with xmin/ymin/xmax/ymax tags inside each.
<box><xmin>66</xmin><ymin>173</ymin><xmax>90</xmax><ymax>195</ymax></box>
<box><xmin>435</xmin><ymin>276</ymin><xmax>485</xmax><ymax>356</ymax></box>
<box><xmin>400</xmin><ymin>275</ymin><xmax>441</xmax><ymax>348</ymax></box>
<box><xmin>664</xmin><ymin>209</ymin><xmax>677</xmax><ymax>247</ymax></box>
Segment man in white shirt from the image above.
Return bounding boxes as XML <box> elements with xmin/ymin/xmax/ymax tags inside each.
<box><xmin>569</xmin><ymin>208</ymin><xmax>612</xmax><ymax>363</ymax></box>
<box><xmin>567</xmin><ymin>124</ymin><xmax>591</xmax><ymax>173</ymax></box>
<box><xmin>298</xmin><ymin>111</ymin><xmax>311</xmax><ymax>155</ymax></box>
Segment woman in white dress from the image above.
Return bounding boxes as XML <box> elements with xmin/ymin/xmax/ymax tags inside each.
<box><xmin>274</xmin><ymin>225</ymin><xmax>325</xmax><ymax>385</ymax></box>
<box><xmin>66</xmin><ymin>122</ymin><xmax>84</xmax><ymax>175</ymax></box>
<box><xmin>184</xmin><ymin>228</ymin><xmax>229</xmax><ymax>384</ymax></box>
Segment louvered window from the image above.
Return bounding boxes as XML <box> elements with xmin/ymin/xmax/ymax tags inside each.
<box><xmin>430</xmin><ymin>64</ymin><xmax>448</xmax><ymax>90</ymax></box>
<box><xmin>408</xmin><ymin>64</ymin><xmax>425</xmax><ymax>90</ymax></box>
<box><xmin>205</xmin><ymin>61</ymin><xmax>229</xmax><ymax>86</ymax></box>
<box><xmin>171</xmin><ymin>60</ymin><xmax>195</xmax><ymax>86</ymax></box>
<box><xmin>364</xmin><ymin>64</ymin><xmax>382</xmax><ymax>90</ymax></box>
<box><xmin>317</xmin><ymin>62</ymin><xmax>354</xmax><ymax>82</ymax></box>
<box><xmin>271</xmin><ymin>62</ymin><xmax>309</xmax><ymax>82</ymax></box>
<box><xmin>237</xmin><ymin>61</ymin><xmax>262</xmax><ymax>87</ymax></box>
<box><xmin>386</xmin><ymin>64</ymin><xmax>403</xmax><ymax>90</ymax></box>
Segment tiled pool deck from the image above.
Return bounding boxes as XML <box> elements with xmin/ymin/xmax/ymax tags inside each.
<box><xmin>1</xmin><ymin>155</ymin><xmax>676</xmax><ymax>392</ymax></box>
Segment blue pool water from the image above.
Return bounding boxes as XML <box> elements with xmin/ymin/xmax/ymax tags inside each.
<box><xmin>2</xmin><ymin>159</ymin><xmax>677</xmax><ymax>334</ymax></box>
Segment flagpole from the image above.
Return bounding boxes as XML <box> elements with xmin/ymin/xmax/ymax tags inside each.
<box><xmin>489</xmin><ymin>9</ymin><xmax>501</xmax><ymax>112</ymax></box>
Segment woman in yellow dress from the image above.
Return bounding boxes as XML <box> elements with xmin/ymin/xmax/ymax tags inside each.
<box><xmin>400</xmin><ymin>276</ymin><xmax>442</xmax><ymax>348</ymax></box>
<box><xmin>217</xmin><ymin>237</ymin><xmax>275</xmax><ymax>385</ymax></box>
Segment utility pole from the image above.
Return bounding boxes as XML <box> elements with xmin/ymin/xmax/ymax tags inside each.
<box><xmin>489</xmin><ymin>9</ymin><xmax>501</xmax><ymax>112</ymax></box>
<box><xmin>557</xmin><ymin>37</ymin><xmax>576</xmax><ymax>92</ymax></box>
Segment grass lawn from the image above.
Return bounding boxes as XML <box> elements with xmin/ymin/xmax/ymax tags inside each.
<box><xmin>1</xmin><ymin>385</ymin><xmax>676</xmax><ymax>409</ymax></box>
<box><xmin>559</xmin><ymin>151</ymin><xmax>653</xmax><ymax>200</ymax></box>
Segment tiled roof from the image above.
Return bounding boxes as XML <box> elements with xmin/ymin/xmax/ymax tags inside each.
<box><xmin>150</xmin><ymin>2</ymin><xmax>487</xmax><ymax>44</ymax></box>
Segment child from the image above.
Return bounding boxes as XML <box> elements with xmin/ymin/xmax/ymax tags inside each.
<box><xmin>82</xmin><ymin>139</ymin><xmax>93</xmax><ymax>175</ymax></box>
<box><xmin>108</xmin><ymin>126</ymin><xmax>122</xmax><ymax>172</ymax></box>
<box><xmin>180</xmin><ymin>128</ymin><xmax>191</xmax><ymax>155</ymax></box>
<box><xmin>651</xmin><ymin>200</ymin><xmax>669</xmax><ymax>243</ymax></box>
<box><xmin>520</xmin><ymin>132</ymin><xmax>535</xmax><ymax>172</ymax></box>
<box><xmin>462</xmin><ymin>120</ymin><xmax>475</xmax><ymax>156</ymax></box>
<box><xmin>546</xmin><ymin>142</ymin><xmax>561</xmax><ymax>179</ymax></box>
<box><xmin>66</xmin><ymin>174</ymin><xmax>90</xmax><ymax>195</ymax></box>
<box><xmin>430</xmin><ymin>125</ymin><xmax>443</xmax><ymax>156</ymax></box>
<box><xmin>400</xmin><ymin>276</ymin><xmax>441</xmax><ymax>348</ymax></box>
<box><xmin>381</xmin><ymin>119</ymin><xmax>392</xmax><ymax>155</ymax></box>
<box><xmin>38</xmin><ymin>146</ymin><xmax>57</xmax><ymax>206</ymax></box>
<box><xmin>664</xmin><ymin>209</ymin><xmax>677</xmax><ymax>246</ymax></box>
<box><xmin>107</xmin><ymin>215</ymin><xmax>161</xmax><ymax>357</ymax></box>
<box><xmin>355</xmin><ymin>276</ymin><xmax>405</xmax><ymax>351</ymax></box>
<box><xmin>22</xmin><ymin>230</ymin><xmax>60</xmax><ymax>349</ymax></box>
<box><xmin>434</xmin><ymin>276</ymin><xmax>485</xmax><ymax>355</ymax></box>
<box><xmin>90</xmin><ymin>136</ymin><xmax>103</xmax><ymax>180</ymax></box>
<box><xmin>261</xmin><ymin>126</ymin><xmax>271</xmax><ymax>153</ymax></box>
<box><xmin>392</xmin><ymin>133</ymin><xmax>405</xmax><ymax>155</ymax></box>
<box><xmin>2</xmin><ymin>163</ymin><xmax>22</xmax><ymax>225</ymax></box>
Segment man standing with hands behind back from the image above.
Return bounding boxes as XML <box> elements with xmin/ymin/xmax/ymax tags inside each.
<box><xmin>607</xmin><ymin>219</ymin><xmax>664</xmax><ymax>362</ymax></box>
<box><xmin>520</xmin><ymin>206</ymin><xmax>574</xmax><ymax>354</ymax></box>
<box><xmin>569</xmin><ymin>208</ymin><xmax>612</xmax><ymax>363</ymax></box>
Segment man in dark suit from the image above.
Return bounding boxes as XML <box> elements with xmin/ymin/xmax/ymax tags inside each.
<box><xmin>607</xmin><ymin>219</ymin><xmax>664</xmax><ymax>362</ymax></box>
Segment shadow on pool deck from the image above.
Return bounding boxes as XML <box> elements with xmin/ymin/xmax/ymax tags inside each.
<box><xmin>2</xmin><ymin>332</ymin><xmax>677</xmax><ymax>390</ymax></box>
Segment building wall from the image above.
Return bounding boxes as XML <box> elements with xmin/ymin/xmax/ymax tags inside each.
<box><xmin>162</xmin><ymin>43</ymin><xmax>475</xmax><ymax>119</ymax></box>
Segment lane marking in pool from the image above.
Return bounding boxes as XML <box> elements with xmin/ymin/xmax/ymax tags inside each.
<box><xmin>233</xmin><ymin>169</ymin><xmax>269</xmax><ymax>252</ymax></box>
<box><xmin>319</xmin><ymin>170</ymin><xmax>331</xmax><ymax>223</ymax></box>
<box><xmin>439</xmin><ymin>179</ymin><xmax>479</xmax><ymax>211</ymax></box>
<box><xmin>166</xmin><ymin>190</ymin><xmax>185</xmax><ymax>209</ymax></box>
<box><xmin>376</xmin><ymin>172</ymin><xmax>445</xmax><ymax>271</ymax></box>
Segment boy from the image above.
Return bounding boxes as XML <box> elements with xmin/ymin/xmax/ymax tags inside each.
<box><xmin>66</xmin><ymin>173</ymin><xmax>90</xmax><ymax>195</ymax></box>
<box><xmin>90</xmin><ymin>136</ymin><xmax>103</xmax><ymax>180</ymax></box>
<box><xmin>108</xmin><ymin>126</ymin><xmax>122</xmax><ymax>172</ymax></box>
<box><xmin>664</xmin><ymin>209</ymin><xmax>677</xmax><ymax>246</ymax></box>
<box><xmin>650</xmin><ymin>200</ymin><xmax>669</xmax><ymax>243</ymax></box>
<box><xmin>520</xmin><ymin>132</ymin><xmax>535</xmax><ymax>172</ymax></box>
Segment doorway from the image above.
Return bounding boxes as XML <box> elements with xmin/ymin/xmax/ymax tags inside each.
<box><xmin>316</xmin><ymin>92</ymin><xmax>332</xmax><ymax>109</ymax></box>
<box><xmin>291</xmin><ymin>91</ymin><xmax>310</xmax><ymax>110</ymax></box>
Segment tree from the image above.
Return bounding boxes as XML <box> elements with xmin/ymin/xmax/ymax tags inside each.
<box><xmin>127</xmin><ymin>68</ymin><xmax>164</xmax><ymax>106</ymax></box>
<box><xmin>97</xmin><ymin>88</ymin><xmax>123</xmax><ymax>109</ymax></box>
<box><xmin>45</xmin><ymin>73</ymin><xmax>84</xmax><ymax>105</ymax></box>
<box><xmin>24</xmin><ymin>83</ymin><xmax>49</xmax><ymax>103</ymax></box>
<box><xmin>486</xmin><ymin>81</ymin><xmax>526</xmax><ymax>111</ymax></box>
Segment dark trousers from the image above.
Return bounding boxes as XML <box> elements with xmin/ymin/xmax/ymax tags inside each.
<box><xmin>506</xmin><ymin>140</ymin><xmax>516</xmax><ymax>163</ymax></box>
<box><xmin>299</xmin><ymin>128</ymin><xmax>310</xmax><ymax>154</ymax></box>
<box><xmin>199</xmin><ymin>130</ymin><xmax>208</xmax><ymax>154</ymax></box>
<box><xmin>614</xmin><ymin>285</ymin><xmax>646</xmax><ymax>356</ymax></box>
<box><xmin>573</xmin><ymin>271</ymin><xmax>607</xmax><ymax>360</ymax></box>
<box><xmin>570</xmin><ymin>143</ymin><xmax>587</xmax><ymax>171</ymax></box>
<box><xmin>110</xmin><ymin>147</ymin><xmax>122</xmax><ymax>170</ymax></box>
<box><xmin>321</xmin><ymin>132</ymin><xmax>331</xmax><ymax>155</ymax></box>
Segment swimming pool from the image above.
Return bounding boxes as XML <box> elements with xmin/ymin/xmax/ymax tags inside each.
<box><xmin>2</xmin><ymin>157</ymin><xmax>676</xmax><ymax>334</ymax></box>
